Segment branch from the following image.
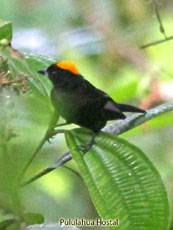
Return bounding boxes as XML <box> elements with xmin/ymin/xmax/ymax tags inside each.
<box><xmin>152</xmin><ymin>0</ymin><xmax>167</xmax><ymax>39</ymax></box>
<box><xmin>22</xmin><ymin>102</ymin><xmax>173</xmax><ymax>186</ymax></box>
<box><xmin>21</xmin><ymin>152</ymin><xmax>72</xmax><ymax>186</ymax></box>
<box><xmin>1</xmin><ymin>76</ymin><xmax>27</xmax><ymax>86</ymax></box>
<box><xmin>141</xmin><ymin>0</ymin><xmax>171</xmax><ymax>49</ymax></box>
<box><xmin>103</xmin><ymin>102</ymin><xmax>173</xmax><ymax>135</ymax></box>
<box><xmin>140</xmin><ymin>35</ymin><xmax>173</xmax><ymax>49</ymax></box>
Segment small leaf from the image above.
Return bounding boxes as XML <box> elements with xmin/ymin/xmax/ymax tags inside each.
<box><xmin>65</xmin><ymin>129</ymin><xmax>170</xmax><ymax>230</ymax></box>
<box><xmin>0</xmin><ymin>219</ymin><xmax>16</xmax><ymax>230</ymax></box>
<box><xmin>0</xmin><ymin>20</ymin><xmax>12</xmax><ymax>40</ymax></box>
<box><xmin>23</xmin><ymin>213</ymin><xmax>44</xmax><ymax>225</ymax></box>
<box><xmin>0</xmin><ymin>220</ymin><xmax>21</xmax><ymax>230</ymax></box>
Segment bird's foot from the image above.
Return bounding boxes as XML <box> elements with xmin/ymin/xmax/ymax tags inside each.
<box><xmin>77</xmin><ymin>137</ymin><xmax>96</xmax><ymax>154</ymax></box>
<box><xmin>46</xmin><ymin>126</ymin><xmax>66</xmax><ymax>143</ymax></box>
<box><xmin>46</xmin><ymin>126</ymin><xmax>56</xmax><ymax>143</ymax></box>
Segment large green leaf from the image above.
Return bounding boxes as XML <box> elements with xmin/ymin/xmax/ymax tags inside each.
<box><xmin>65</xmin><ymin>129</ymin><xmax>170</xmax><ymax>230</ymax></box>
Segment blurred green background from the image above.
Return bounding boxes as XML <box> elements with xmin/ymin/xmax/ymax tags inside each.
<box><xmin>0</xmin><ymin>0</ymin><xmax>173</xmax><ymax>229</ymax></box>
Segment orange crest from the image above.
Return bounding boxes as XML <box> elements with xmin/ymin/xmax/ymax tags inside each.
<box><xmin>56</xmin><ymin>61</ymin><xmax>79</xmax><ymax>75</ymax></box>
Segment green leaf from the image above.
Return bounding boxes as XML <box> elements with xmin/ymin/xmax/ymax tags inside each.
<box><xmin>6</xmin><ymin>222</ymin><xmax>21</xmax><ymax>230</ymax></box>
<box><xmin>0</xmin><ymin>20</ymin><xmax>12</xmax><ymax>40</ymax></box>
<box><xmin>0</xmin><ymin>50</ymin><xmax>50</xmax><ymax>98</ymax></box>
<box><xmin>23</xmin><ymin>213</ymin><xmax>44</xmax><ymax>225</ymax></box>
<box><xmin>65</xmin><ymin>129</ymin><xmax>170</xmax><ymax>230</ymax></box>
<box><xmin>0</xmin><ymin>219</ymin><xmax>16</xmax><ymax>230</ymax></box>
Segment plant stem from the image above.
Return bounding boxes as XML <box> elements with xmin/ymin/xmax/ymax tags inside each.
<box><xmin>21</xmin><ymin>151</ymin><xmax>72</xmax><ymax>186</ymax></box>
<box><xmin>19</xmin><ymin>134</ymin><xmax>47</xmax><ymax>182</ymax></box>
<box><xmin>140</xmin><ymin>35</ymin><xmax>173</xmax><ymax>49</ymax></box>
<box><xmin>19</xmin><ymin>110</ymin><xmax>62</xmax><ymax>183</ymax></box>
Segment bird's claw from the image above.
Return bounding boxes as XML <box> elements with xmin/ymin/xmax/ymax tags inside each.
<box><xmin>46</xmin><ymin>127</ymin><xmax>56</xmax><ymax>143</ymax></box>
<box><xmin>76</xmin><ymin>134</ymin><xmax>97</xmax><ymax>154</ymax></box>
<box><xmin>47</xmin><ymin>136</ymin><xmax>55</xmax><ymax>144</ymax></box>
<box><xmin>76</xmin><ymin>144</ymin><xmax>86</xmax><ymax>153</ymax></box>
<box><xmin>77</xmin><ymin>140</ymin><xmax>96</xmax><ymax>154</ymax></box>
<box><xmin>46</xmin><ymin>126</ymin><xmax>66</xmax><ymax>143</ymax></box>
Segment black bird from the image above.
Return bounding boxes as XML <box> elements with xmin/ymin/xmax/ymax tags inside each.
<box><xmin>38</xmin><ymin>61</ymin><xmax>145</xmax><ymax>150</ymax></box>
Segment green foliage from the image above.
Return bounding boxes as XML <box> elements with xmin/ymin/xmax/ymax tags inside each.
<box><xmin>0</xmin><ymin>20</ymin><xmax>12</xmax><ymax>41</ymax></box>
<box><xmin>66</xmin><ymin>129</ymin><xmax>170</xmax><ymax>230</ymax></box>
<box><xmin>23</xmin><ymin>212</ymin><xmax>44</xmax><ymax>225</ymax></box>
<box><xmin>0</xmin><ymin>16</ymin><xmax>172</xmax><ymax>230</ymax></box>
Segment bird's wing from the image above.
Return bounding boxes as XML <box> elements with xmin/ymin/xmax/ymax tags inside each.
<box><xmin>92</xmin><ymin>86</ymin><xmax>126</xmax><ymax>119</ymax></box>
<box><xmin>103</xmin><ymin>100</ymin><xmax>126</xmax><ymax>119</ymax></box>
<box><xmin>104</xmin><ymin>100</ymin><xmax>121</xmax><ymax>113</ymax></box>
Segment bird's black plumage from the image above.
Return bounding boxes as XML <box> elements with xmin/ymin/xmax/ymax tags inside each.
<box><xmin>38</xmin><ymin>62</ymin><xmax>145</xmax><ymax>133</ymax></box>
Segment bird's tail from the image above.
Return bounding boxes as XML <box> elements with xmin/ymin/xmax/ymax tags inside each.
<box><xmin>118</xmin><ymin>103</ymin><xmax>146</xmax><ymax>113</ymax></box>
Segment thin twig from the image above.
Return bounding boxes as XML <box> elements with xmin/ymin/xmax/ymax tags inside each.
<box><xmin>19</xmin><ymin>135</ymin><xmax>48</xmax><ymax>182</ymax></box>
<box><xmin>1</xmin><ymin>76</ymin><xmax>27</xmax><ymax>86</ymax></box>
<box><xmin>141</xmin><ymin>0</ymin><xmax>171</xmax><ymax>49</ymax></box>
<box><xmin>140</xmin><ymin>35</ymin><xmax>173</xmax><ymax>49</ymax></box>
<box><xmin>152</xmin><ymin>0</ymin><xmax>167</xmax><ymax>39</ymax></box>
<box><xmin>63</xmin><ymin>165</ymin><xmax>83</xmax><ymax>181</ymax></box>
<box><xmin>21</xmin><ymin>152</ymin><xmax>72</xmax><ymax>186</ymax></box>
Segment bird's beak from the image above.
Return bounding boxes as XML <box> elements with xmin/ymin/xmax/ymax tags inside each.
<box><xmin>38</xmin><ymin>69</ymin><xmax>48</xmax><ymax>76</ymax></box>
